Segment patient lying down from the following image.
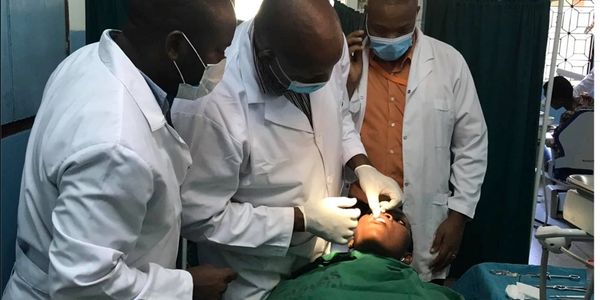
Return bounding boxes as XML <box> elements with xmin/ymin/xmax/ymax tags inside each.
<box><xmin>267</xmin><ymin>211</ymin><xmax>464</xmax><ymax>300</ymax></box>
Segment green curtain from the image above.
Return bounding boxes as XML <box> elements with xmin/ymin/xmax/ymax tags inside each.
<box><xmin>85</xmin><ymin>0</ymin><xmax>130</xmax><ymax>44</ymax></box>
<box><xmin>424</xmin><ymin>0</ymin><xmax>550</xmax><ymax>277</ymax></box>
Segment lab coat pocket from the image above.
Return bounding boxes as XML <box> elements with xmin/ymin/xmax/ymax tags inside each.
<box><xmin>432</xmin><ymin>100</ymin><xmax>453</xmax><ymax>148</ymax></box>
<box><xmin>432</xmin><ymin>192</ymin><xmax>449</xmax><ymax>207</ymax></box>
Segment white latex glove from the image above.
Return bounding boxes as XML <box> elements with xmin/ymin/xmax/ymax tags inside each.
<box><xmin>354</xmin><ymin>165</ymin><xmax>403</xmax><ymax>217</ymax></box>
<box><xmin>301</xmin><ymin>197</ymin><xmax>361</xmax><ymax>244</ymax></box>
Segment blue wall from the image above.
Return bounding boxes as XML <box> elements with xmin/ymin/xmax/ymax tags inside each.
<box><xmin>1</xmin><ymin>0</ymin><xmax>66</xmax><ymax>293</ymax></box>
<box><xmin>1</xmin><ymin>130</ymin><xmax>31</xmax><ymax>291</ymax></box>
<box><xmin>1</xmin><ymin>0</ymin><xmax>66</xmax><ymax>125</ymax></box>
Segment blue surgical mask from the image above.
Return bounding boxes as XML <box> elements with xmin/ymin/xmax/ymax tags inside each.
<box><xmin>268</xmin><ymin>56</ymin><xmax>328</xmax><ymax>94</ymax></box>
<box><xmin>368</xmin><ymin>31</ymin><xmax>414</xmax><ymax>61</ymax></box>
<box><xmin>288</xmin><ymin>81</ymin><xmax>327</xmax><ymax>94</ymax></box>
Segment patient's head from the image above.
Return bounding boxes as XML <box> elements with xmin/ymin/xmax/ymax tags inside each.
<box><xmin>349</xmin><ymin>210</ymin><xmax>413</xmax><ymax>263</ymax></box>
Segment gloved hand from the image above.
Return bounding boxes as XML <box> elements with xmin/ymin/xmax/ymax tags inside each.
<box><xmin>301</xmin><ymin>197</ymin><xmax>361</xmax><ymax>244</ymax></box>
<box><xmin>354</xmin><ymin>165</ymin><xmax>403</xmax><ymax>216</ymax></box>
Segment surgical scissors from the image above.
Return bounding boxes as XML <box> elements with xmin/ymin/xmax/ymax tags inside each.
<box><xmin>529</xmin><ymin>272</ymin><xmax>581</xmax><ymax>281</ymax></box>
<box><xmin>535</xmin><ymin>284</ymin><xmax>587</xmax><ymax>292</ymax></box>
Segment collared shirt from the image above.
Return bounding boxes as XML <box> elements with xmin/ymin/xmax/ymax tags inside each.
<box><xmin>349</xmin><ymin>43</ymin><xmax>415</xmax><ymax>202</ymax></box>
<box><xmin>140</xmin><ymin>72</ymin><xmax>173</xmax><ymax>125</ymax></box>
<box><xmin>252</xmin><ymin>33</ymin><xmax>313</xmax><ymax>126</ymax></box>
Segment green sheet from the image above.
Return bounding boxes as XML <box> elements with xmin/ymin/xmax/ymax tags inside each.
<box><xmin>268</xmin><ymin>251</ymin><xmax>464</xmax><ymax>300</ymax></box>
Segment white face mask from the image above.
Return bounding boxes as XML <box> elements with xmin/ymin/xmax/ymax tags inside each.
<box><xmin>172</xmin><ymin>32</ymin><xmax>226</xmax><ymax>100</ymax></box>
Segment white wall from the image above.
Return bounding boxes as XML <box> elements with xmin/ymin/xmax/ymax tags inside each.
<box><xmin>67</xmin><ymin>0</ymin><xmax>85</xmax><ymax>31</ymax></box>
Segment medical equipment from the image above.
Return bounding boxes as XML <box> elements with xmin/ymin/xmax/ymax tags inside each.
<box><xmin>490</xmin><ymin>270</ymin><xmax>581</xmax><ymax>281</ymax></box>
<box><xmin>563</xmin><ymin>175</ymin><xmax>594</xmax><ymax>235</ymax></box>
<box><xmin>528</xmin><ymin>273</ymin><xmax>581</xmax><ymax>281</ymax></box>
<box><xmin>534</xmin><ymin>285</ymin><xmax>587</xmax><ymax>292</ymax></box>
<box><xmin>490</xmin><ymin>269</ymin><xmax>520</xmax><ymax>277</ymax></box>
<box><xmin>534</xmin><ymin>225</ymin><xmax>594</xmax><ymax>300</ymax></box>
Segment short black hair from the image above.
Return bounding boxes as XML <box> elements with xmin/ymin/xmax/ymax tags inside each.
<box><xmin>125</xmin><ymin>0</ymin><xmax>227</xmax><ymax>43</ymax></box>
<box><xmin>543</xmin><ymin>76</ymin><xmax>573</xmax><ymax>100</ymax></box>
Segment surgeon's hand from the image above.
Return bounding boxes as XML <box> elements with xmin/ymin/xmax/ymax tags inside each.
<box><xmin>346</xmin><ymin>30</ymin><xmax>365</xmax><ymax>98</ymax></box>
<box><xmin>188</xmin><ymin>265</ymin><xmax>237</xmax><ymax>300</ymax></box>
<box><xmin>302</xmin><ymin>197</ymin><xmax>361</xmax><ymax>244</ymax></box>
<box><xmin>354</xmin><ymin>165</ymin><xmax>403</xmax><ymax>217</ymax></box>
<box><xmin>429</xmin><ymin>211</ymin><xmax>468</xmax><ymax>272</ymax></box>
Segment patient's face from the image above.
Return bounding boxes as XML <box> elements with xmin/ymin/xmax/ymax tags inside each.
<box><xmin>352</xmin><ymin>212</ymin><xmax>411</xmax><ymax>261</ymax></box>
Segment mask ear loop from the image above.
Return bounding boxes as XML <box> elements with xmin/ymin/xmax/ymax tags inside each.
<box><xmin>171</xmin><ymin>31</ymin><xmax>207</xmax><ymax>84</ymax></box>
<box><xmin>173</xmin><ymin>61</ymin><xmax>186</xmax><ymax>84</ymax></box>
<box><xmin>179</xmin><ymin>31</ymin><xmax>207</xmax><ymax>69</ymax></box>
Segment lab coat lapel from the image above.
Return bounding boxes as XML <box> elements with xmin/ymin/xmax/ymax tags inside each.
<box><xmin>407</xmin><ymin>28</ymin><xmax>434</xmax><ymax>100</ymax></box>
<box><xmin>235</xmin><ymin>21</ymin><xmax>313</xmax><ymax>134</ymax></box>
<box><xmin>97</xmin><ymin>30</ymin><xmax>166</xmax><ymax>131</ymax></box>
<box><xmin>264</xmin><ymin>96</ymin><xmax>314</xmax><ymax>133</ymax></box>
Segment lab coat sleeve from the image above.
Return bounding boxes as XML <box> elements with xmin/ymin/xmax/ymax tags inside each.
<box><xmin>48</xmin><ymin>143</ymin><xmax>193</xmax><ymax>299</ymax></box>
<box><xmin>448</xmin><ymin>57</ymin><xmax>488</xmax><ymax>219</ymax></box>
<box><xmin>339</xmin><ymin>39</ymin><xmax>367</xmax><ymax>163</ymax></box>
<box><xmin>175</xmin><ymin>108</ymin><xmax>294</xmax><ymax>257</ymax></box>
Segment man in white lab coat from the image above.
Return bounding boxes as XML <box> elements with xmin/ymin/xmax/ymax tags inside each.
<box><xmin>172</xmin><ymin>0</ymin><xmax>404</xmax><ymax>299</ymax></box>
<box><xmin>2</xmin><ymin>1</ymin><xmax>237</xmax><ymax>299</ymax></box>
<box><xmin>345</xmin><ymin>0</ymin><xmax>488</xmax><ymax>283</ymax></box>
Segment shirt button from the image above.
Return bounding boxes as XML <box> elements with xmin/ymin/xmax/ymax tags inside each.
<box><xmin>391</xmin><ymin>122</ymin><xmax>396</xmax><ymax>127</ymax></box>
<box><xmin>390</xmin><ymin>97</ymin><xmax>395</xmax><ymax>102</ymax></box>
<box><xmin>389</xmin><ymin>149</ymin><xmax>394</xmax><ymax>154</ymax></box>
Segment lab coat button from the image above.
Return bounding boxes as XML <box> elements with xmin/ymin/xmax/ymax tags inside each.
<box><xmin>390</xmin><ymin>123</ymin><xmax>396</xmax><ymax>127</ymax></box>
<box><xmin>389</xmin><ymin>149</ymin><xmax>394</xmax><ymax>154</ymax></box>
<box><xmin>408</xmin><ymin>89</ymin><xmax>412</xmax><ymax>94</ymax></box>
<box><xmin>327</xmin><ymin>176</ymin><xmax>333</xmax><ymax>183</ymax></box>
<box><xmin>403</xmin><ymin>135</ymin><xmax>408</xmax><ymax>140</ymax></box>
<box><xmin>390</xmin><ymin>97</ymin><xmax>395</xmax><ymax>102</ymax></box>
<box><xmin>404</xmin><ymin>182</ymin><xmax>410</xmax><ymax>187</ymax></box>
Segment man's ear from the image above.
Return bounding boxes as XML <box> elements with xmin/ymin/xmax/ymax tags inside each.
<box><xmin>165</xmin><ymin>30</ymin><xmax>185</xmax><ymax>61</ymax></box>
<box><xmin>401</xmin><ymin>253</ymin><xmax>413</xmax><ymax>265</ymax></box>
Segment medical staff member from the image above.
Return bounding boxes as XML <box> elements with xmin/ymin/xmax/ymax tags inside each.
<box><xmin>345</xmin><ymin>0</ymin><xmax>488</xmax><ymax>284</ymax></box>
<box><xmin>172</xmin><ymin>0</ymin><xmax>403</xmax><ymax>298</ymax></box>
<box><xmin>2</xmin><ymin>0</ymin><xmax>237</xmax><ymax>299</ymax></box>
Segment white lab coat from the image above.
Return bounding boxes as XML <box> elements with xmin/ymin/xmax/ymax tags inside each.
<box><xmin>172</xmin><ymin>20</ymin><xmax>365</xmax><ymax>300</ymax></box>
<box><xmin>348</xmin><ymin>28</ymin><xmax>488</xmax><ymax>282</ymax></box>
<box><xmin>2</xmin><ymin>30</ymin><xmax>193</xmax><ymax>299</ymax></box>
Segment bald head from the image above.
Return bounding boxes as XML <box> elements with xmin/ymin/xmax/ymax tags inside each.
<box><xmin>119</xmin><ymin>0</ymin><xmax>236</xmax><ymax>95</ymax></box>
<box><xmin>366</xmin><ymin>0</ymin><xmax>419</xmax><ymax>39</ymax></box>
<box><xmin>255</xmin><ymin>0</ymin><xmax>344</xmax><ymax>83</ymax></box>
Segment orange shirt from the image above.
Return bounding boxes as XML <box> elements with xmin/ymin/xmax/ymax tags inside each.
<box><xmin>349</xmin><ymin>47</ymin><xmax>414</xmax><ymax>203</ymax></box>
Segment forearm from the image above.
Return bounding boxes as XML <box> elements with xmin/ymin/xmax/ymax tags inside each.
<box><xmin>448</xmin><ymin>209</ymin><xmax>470</xmax><ymax>223</ymax></box>
<box><xmin>293</xmin><ymin>207</ymin><xmax>305</xmax><ymax>231</ymax></box>
<box><xmin>345</xmin><ymin>154</ymin><xmax>370</xmax><ymax>170</ymax></box>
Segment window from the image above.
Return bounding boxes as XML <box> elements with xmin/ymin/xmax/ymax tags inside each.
<box><xmin>544</xmin><ymin>0</ymin><xmax>594</xmax><ymax>84</ymax></box>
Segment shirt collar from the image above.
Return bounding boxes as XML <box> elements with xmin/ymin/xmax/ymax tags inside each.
<box><xmin>139</xmin><ymin>72</ymin><xmax>168</xmax><ymax>106</ymax></box>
